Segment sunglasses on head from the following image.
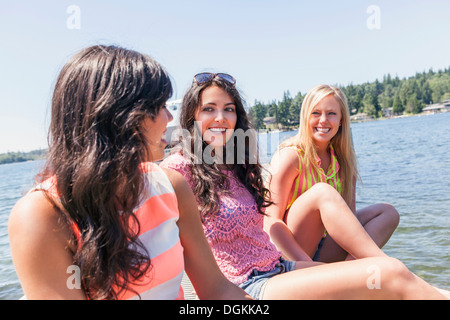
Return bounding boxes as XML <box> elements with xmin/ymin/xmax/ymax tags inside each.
<box><xmin>193</xmin><ymin>73</ymin><xmax>236</xmax><ymax>85</ymax></box>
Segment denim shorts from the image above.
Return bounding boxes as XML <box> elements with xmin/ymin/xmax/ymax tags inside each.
<box><xmin>313</xmin><ymin>236</ymin><xmax>326</xmax><ymax>261</ymax></box>
<box><xmin>238</xmin><ymin>259</ymin><xmax>296</xmax><ymax>300</ymax></box>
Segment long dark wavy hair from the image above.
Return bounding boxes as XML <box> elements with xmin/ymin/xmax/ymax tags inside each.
<box><xmin>179</xmin><ymin>76</ymin><xmax>272</xmax><ymax>219</ymax></box>
<box><xmin>38</xmin><ymin>45</ymin><xmax>173</xmax><ymax>299</ymax></box>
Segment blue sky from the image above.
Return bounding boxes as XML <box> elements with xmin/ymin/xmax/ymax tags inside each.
<box><xmin>1</xmin><ymin>0</ymin><xmax>449</xmax><ymax>153</ymax></box>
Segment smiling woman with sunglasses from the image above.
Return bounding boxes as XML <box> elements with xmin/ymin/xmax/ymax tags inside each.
<box><xmin>160</xmin><ymin>72</ymin><xmax>450</xmax><ymax>300</ymax></box>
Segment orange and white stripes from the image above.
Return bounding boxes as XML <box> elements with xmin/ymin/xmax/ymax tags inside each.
<box><xmin>119</xmin><ymin>163</ymin><xmax>185</xmax><ymax>300</ymax></box>
<box><xmin>34</xmin><ymin>163</ymin><xmax>185</xmax><ymax>300</ymax></box>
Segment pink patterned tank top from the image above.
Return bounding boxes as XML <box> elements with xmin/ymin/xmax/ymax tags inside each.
<box><xmin>160</xmin><ymin>152</ymin><xmax>281</xmax><ymax>285</ymax></box>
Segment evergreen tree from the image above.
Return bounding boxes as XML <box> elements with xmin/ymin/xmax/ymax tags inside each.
<box><xmin>249</xmin><ymin>100</ymin><xmax>267</xmax><ymax>129</ymax></box>
<box><xmin>392</xmin><ymin>93</ymin><xmax>404</xmax><ymax>114</ymax></box>
<box><xmin>362</xmin><ymin>84</ymin><xmax>380</xmax><ymax>117</ymax></box>
<box><xmin>289</xmin><ymin>91</ymin><xmax>303</xmax><ymax>124</ymax></box>
<box><xmin>405</xmin><ymin>93</ymin><xmax>423</xmax><ymax>114</ymax></box>
<box><xmin>278</xmin><ymin>91</ymin><xmax>292</xmax><ymax>126</ymax></box>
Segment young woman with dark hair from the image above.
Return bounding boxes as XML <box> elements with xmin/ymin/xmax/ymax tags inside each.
<box><xmin>8</xmin><ymin>46</ymin><xmax>250</xmax><ymax>300</ymax></box>
<box><xmin>169</xmin><ymin>72</ymin><xmax>270</xmax><ymax>219</ymax></box>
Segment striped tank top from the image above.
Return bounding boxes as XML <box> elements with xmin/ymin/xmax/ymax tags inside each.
<box><xmin>286</xmin><ymin>145</ymin><xmax>342</xmax><ymax>211</ymax></box>
<box><xmin>34</xmin><ymin>163</ymin><xmax>185</xmax><ymax>300</ymax></box>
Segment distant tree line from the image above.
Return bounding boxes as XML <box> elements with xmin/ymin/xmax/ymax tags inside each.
<box><xmin>0</xmin><ymin>149</ymin><xmax>47</xmax><ymax>165</ymax></box>
<box><xmin>248</xmin><ymin>66</ymin><xmax>450</xmax><ymax>130</ymax></box>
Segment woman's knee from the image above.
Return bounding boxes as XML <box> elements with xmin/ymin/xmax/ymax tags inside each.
<box><xmin>381</xmin><ymin>203</ymin><xmax>400</xmax><ymax>228</ymax></box>
<box><xmin>309</xmin><ymin>183</ymin><xmax>342</xmax><ymax>202</ymax></box>
<box><xmin>373</xmin><ymin>257</ymin><xmax>413</xmax><ymax>295</ymax></box>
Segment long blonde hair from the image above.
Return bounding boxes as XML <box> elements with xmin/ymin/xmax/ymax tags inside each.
<box><xmin>280</xmin><ymin>84</ymin><xmax>358</xmax><ymax>206</ymax></box>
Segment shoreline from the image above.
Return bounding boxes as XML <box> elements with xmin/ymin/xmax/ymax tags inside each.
<box><xmin>350</xmin><ymin>109</ymin><xmax>449</xmax><ymax>124</ymax></box>
<box><xmin>1</xmin><ymin>110</ymin><xmax>448</xmax><ymax>165</ymax></box>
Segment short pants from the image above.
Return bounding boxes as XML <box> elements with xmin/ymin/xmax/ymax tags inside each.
<box><xmin>238</xmin><ymin>258</ymin><xmax>296</xmax><ymax>300</ymax></box>
<box><xmin>312</xmin><ymin>237</ymin><xmax>326</xmax><ymax>261</ymax></box>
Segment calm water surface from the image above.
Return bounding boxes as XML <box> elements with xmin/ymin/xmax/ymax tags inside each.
<box><xmin>0</xmin><ymin>159</ymin><xmax>45</xmax><ymax>299</ymax></box>
<box><xmin>1</xmin><ymin>112</ymin><xmax>449</xmax><ymax>299</ymax></box>
<box><xmin>352</xmin><ymin>113</ymin><xmax>449</xmax><ymax>287</ymax></box>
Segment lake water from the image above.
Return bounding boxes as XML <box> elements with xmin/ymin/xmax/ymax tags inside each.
<box><xmin>1</xmin><ymin>112</ymin><xmax>449</xmax><ymax>299</ymax></box>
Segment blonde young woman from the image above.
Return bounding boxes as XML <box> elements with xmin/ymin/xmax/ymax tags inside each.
<box><xmin>265</xmin><ymin>84</ymin><xmax>400</xmax><ymax>263</ymax></box>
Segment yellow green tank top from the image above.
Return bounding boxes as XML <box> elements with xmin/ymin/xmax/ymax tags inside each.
<box><xmin>286</xmin><ymin>144</ymin><xmax>342</xmax><ymax>211</ymax></box>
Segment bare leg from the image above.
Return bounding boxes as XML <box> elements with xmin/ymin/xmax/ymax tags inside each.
<box><xmin>318</xmin><ymin>203</ymin><xmax>400</xmax><ymax>262</ymax></box>
<box><xmin>356</xmin><ymin>203</ymin><xmax>400</xmax><ymax>247</ymax></box>
<box><xmin>262</xmin><ymin>257</ymin><xmax>447</xmax><ymax>300</ymax></box>
<box><xmin>285</xmin><ymin>183</ymin><xmax>387</xmax><ymax>260</ymax></box>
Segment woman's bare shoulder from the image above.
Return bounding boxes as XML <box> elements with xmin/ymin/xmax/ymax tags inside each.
<box><xmin>270</xmin><ymin>147</ymin><xmax>301</xmax><ymax>173</ymax></box>
<box><xmin>9</xmin><ymin>191</ymin><xmax>73</xmax><ymax>252</ymax></box>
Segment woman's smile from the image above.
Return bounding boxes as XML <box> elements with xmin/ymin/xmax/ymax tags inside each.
<box><xmin>195</xmin><ymin>85</ymin><xmax>237</xmax><ymax>147</ymax></box>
